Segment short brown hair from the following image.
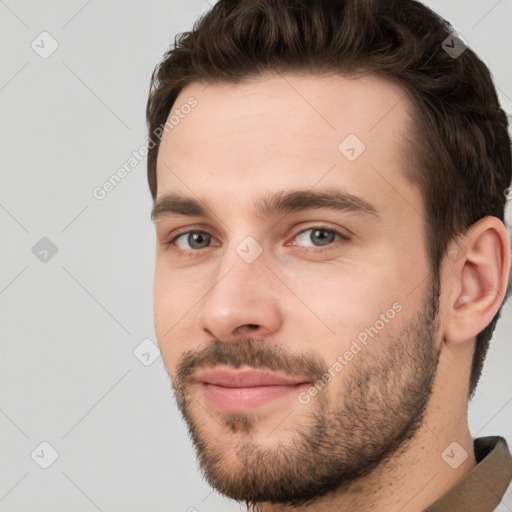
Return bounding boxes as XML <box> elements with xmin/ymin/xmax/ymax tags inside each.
<box><xmin>146</xmin><ymin>0</ymin><xmax>511</xmax><ymax>397</ymax></box>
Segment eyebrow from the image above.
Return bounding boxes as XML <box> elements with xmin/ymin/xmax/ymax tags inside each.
<box><xmin>151</xmin><ymin>188</ymin><xmax>379</xmax><ymax>222</ymax></box>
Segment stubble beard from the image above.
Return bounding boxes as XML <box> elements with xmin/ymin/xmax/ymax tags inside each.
<box><xmin>170</xmin><ymin>279</ymin><xmax>441</xmax><ymax>507</ymax></box>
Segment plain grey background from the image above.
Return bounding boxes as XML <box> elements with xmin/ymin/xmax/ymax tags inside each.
<box><xmin>1</xmin><ymin>1</ymin><xmax>511</xmax><ymax>511</ymax></box>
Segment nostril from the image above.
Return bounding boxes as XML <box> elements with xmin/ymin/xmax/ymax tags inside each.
<box><xmin>246</xmin><ymin>324</ymin><xmax>259</xmax><ymax>329</ymax></box>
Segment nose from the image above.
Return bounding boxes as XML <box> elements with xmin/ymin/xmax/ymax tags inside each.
<box><xmin>197</xmin><ymin>246</ymin><xmax>283</xmax><ymax>343</ymax></box>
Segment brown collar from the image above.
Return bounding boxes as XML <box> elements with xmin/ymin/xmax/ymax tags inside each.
<box><xmin>424</xmin><ymin>436</ymin><xmax>512</xmax><ymax>512</ymax></box>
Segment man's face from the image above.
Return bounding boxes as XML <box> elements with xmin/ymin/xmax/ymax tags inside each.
<box><xmin>152</xmin><ymin>73</ymin><xmax>442</xmax><ymax>504</ymax></box>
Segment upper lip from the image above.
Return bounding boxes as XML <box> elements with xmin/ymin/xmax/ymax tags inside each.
<box><xmin>195</xmin><ymin>367</ymin><xmax>309</xmax><ymax>388</ymax></box>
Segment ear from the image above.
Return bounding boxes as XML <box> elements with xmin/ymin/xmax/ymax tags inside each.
<box><xmin>443</xmin><ymin>216</ymin><xmax>511</xmax><ymax>345</ymax></box>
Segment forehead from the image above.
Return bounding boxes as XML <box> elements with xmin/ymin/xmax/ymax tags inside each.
<box><xmin>155</xmin><ymin>72</ymin><xmax>417</xmax><ymax>213</ymax></box>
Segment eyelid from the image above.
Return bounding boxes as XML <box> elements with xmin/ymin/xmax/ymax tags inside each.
<box><xmin>163</xmin><ymin>223</ymin><xmax>218</xmax><ymax>244</ymax></box>
<box><xmin>285</xmin><ymin>225</ymin><xmax>350</xmax><ymax>249</ymax></box>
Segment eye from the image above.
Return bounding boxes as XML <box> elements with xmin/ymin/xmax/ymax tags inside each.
<box><xmin>166</xmin><ymin>225</ymin><xmax>348</xmax><ymax>256</ymax></box>
<box><xmin>292</xmin><ymin>226</ymin><xmax>347</xmax><ymax>248</ymax></box>
<box><xmin>172</xmin><ymin>231</ymin><xmax>217</xmax><ymax>250</ymax></box>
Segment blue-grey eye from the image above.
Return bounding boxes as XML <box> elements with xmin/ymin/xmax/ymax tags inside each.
<box><xmin>295</xmin><ymin>228</ymin><xmax>339</xmax><ymax>247</ymax></box>
<box><xmin>175</xmin><ymin>231</ymin><xmax>213</xmax><ymax>250</ymax></box>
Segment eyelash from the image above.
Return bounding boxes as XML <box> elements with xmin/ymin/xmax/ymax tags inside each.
<box><xmin>165</xmin><ymin>225</ymin><xmax>350</xmax><ymax>257</ymax></box>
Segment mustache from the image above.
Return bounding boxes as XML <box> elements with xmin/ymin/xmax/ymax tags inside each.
<box><xmin>173</xmin><ymin>338</ymin><xmax>328</xmax><ymax>388</ymax></box>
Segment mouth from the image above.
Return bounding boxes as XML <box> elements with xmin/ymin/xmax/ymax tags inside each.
<box><xmin>195</xmin><ymin>367</ymin><xmax>310</xmax><ymax>413</ymax></box>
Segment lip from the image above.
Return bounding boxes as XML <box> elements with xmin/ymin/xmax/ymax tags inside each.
<box><xmin>196</xmin><ymin>367</ymin><xmax>309</xmax><ymax>387</ymax></box>
<box><xmin>195</xmin><ymin>367</ymin><xmax>310</xmax><ymax>413</ymax></box>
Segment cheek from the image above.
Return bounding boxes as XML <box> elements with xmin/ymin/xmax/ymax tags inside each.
<box><xmin>153</xmin><ymin>257</ymin><xmax>196</xmax><ymax>320</ymax></box>
<box><xmin>153</xmin><ymin>266</ymin><xmax>198</xmax><ymax>370</ymax></box>
<box><xmin>281</xmin><ymin>260</ymin><xmax>403</xmax><ymax>343</ymax></box>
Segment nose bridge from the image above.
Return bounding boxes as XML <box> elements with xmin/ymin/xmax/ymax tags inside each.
<box><xmin>197</xmin><ymin>236</ymin><xmax>282</xmax><ymax>340</ymax></box>
<box><xmin>214</xmin><ymin>232</ymin><xmax>269</xmax><ymax>290</ymax></box>
<box><xmin>206</xmin><ymin>236</ymin><xmax>269</xmax><ymax>310</ymax></box>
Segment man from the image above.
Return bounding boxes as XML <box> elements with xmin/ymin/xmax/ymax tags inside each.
<box><xmin>147</xmin><ymin>0</ymin><xmax>512</xmax><ymax>510</ymax></box>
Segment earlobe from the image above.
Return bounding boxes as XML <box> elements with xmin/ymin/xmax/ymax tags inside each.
<box><xmin>444</xmin><ymin>217</ymin><xmax>510</xmax><ymax>345</ymax></box>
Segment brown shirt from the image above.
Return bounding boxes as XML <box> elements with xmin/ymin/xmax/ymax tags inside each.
<box><xmin>424</xmin><ymin>436</ymin><xmax>512</xmax><ymax>512</ymax></box>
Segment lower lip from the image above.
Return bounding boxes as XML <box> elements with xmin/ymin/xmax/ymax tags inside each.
<box><xmin>201</xmin><ymin>383</ymin><xmax>307</xmax><ymax>413</ymax></box>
